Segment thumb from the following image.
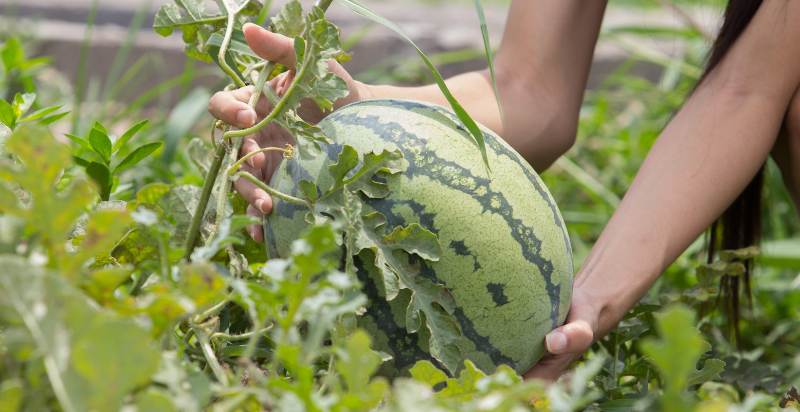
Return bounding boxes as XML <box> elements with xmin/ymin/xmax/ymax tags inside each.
<box><xmin>544</xmin><ymin>310</ymin><xmax>595</xmax><ymax>356</ymax></box>
<box><xmin>243</xmin><ymin>23</ymin><xmax>297</xmax><ymax>68</ymax></box>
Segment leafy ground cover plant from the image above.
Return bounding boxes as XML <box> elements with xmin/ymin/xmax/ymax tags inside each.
<box><xmin>1</xmin><ymin>1</ymin><xmax>800</xmax><ymax>411</ymax></box>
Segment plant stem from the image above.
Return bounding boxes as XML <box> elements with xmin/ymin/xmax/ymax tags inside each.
<box><xmin>212</xmin><ymin>63</ymin><xmax>274</xmax><ymax>240</ymax></box>
<box><xmin>211</xmin><ymin>326</ymin><xmax>273</xmax><ymax>342</ymax></box>
<box><xmin>213</xmin><ymin>144</ymin><xmax>239</xmax><ymax>237</ymax></box>
<box><xmin>226</xmin><ymin>146</ymin><xmax>292</xmax><ymax>177</ymax></box>
<box><xmin>193</xmin><ymin>298</ymin><xmax>230</xmax><ymax>324</ymax></box>
<box><xmin>242</xmin><ymin>317</ymin><xmax>271</xmax><ymax>361</ymax></box>
<box><xmin>218</xmin><ymin>12</ymin><xmax>246</xmax><ymax>88</ymax></box>
<box><xmin>158</xmin><ymin>235</ymin><xmax>169</xmax><ymax>279</ymax></box>
<box><xmin>130</xmin><ymin>271</ymin><xmax>151</xmax><ymax>296</ymax></box>
<box><xmin>316</xmin><ymin>0</ymin><xmax>334</xmax><ymax>11</ymax></box>
<box><xmin>194</xmin><ymin>325</ymin><xmax>230</xmax><ymax>385</ymax></box>
<box><xmin>233</xmin><ymin>172</ymin><xmax>308</xmax><ymax>206</ymax></box>
<box><xmin>186</xmin><ymin>0</ymin><xmax>332</xmax><ymax>260</ymax></box>
<box><xmin>223</xmin><ymin>44</ymin><xmax>314</xmax><ymax>140</ymax></box>
<box><xmin>256</xmin><ymin>0</ymin><xmax>274</xmax><ymax>26</ymax></box>
<box><xmin>184</xmin><ymin>142</ymin><xmax>228</xmax><ymax>259</ymax></box>
<box><xmin>657</xmin><ymin>0</ymin><xmax>714</xmax><ymax>41</ymax></box>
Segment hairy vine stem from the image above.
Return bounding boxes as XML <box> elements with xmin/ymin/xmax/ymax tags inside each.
<box><xmin>218</xmin><ymin>11</ymin><xmax>246</xmax><ymax>88</ymax></box>
<box><xmin>234</xmin><ymin>171</ymin><xmax>308</xmax><ymax>206</ymax></box>
<box><xmin>226</xmin><ymin>145</ymin><xmax>293</xmax><ymax>177</ymax></box>
<box><xmin>211</xmin><ymin>326</ymin><xmax>273</xmax><ymax>342</ymax></box>
<box><xmin>193</xmin><ymin>298</ymin><xmax>230</xmax><ymax>324</ymax></box>
<box><xmin>183</xmin><ymin>0</ymin><xmax>333</xmax><ymax>259</ymax></box>
<box><xmin>184</xmin><ymin>142</ymin><xmax>228</xmax><ymax>258</ymax></box>
<box><xmin>194</xmin><ymin>325</ymin><xmax>230</xmax><ymax>385</ymax></box>
<box><xmin>212</xmin><ymin>64</ymin><xmax>274</xmax><ymax>236</ymax></box>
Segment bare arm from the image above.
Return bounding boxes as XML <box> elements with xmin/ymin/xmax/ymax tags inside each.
<box><xmin>773</xmin><ymin>88</ymin><xmax>800</xmax><ymax>209</ymax></box>
<box><xmin>210</xmin><ymin>1</ymin><xmax>607</xmax><ymax>239</ymax></box>
<box><xmin>363</xmin><ymin>0</ymin><xmax>608</xmax><ymax>170</ymax></box>
<box><xmin>528</xmin><ymin>0</ymin><xmax>800</xmax><ymax>379</ymax></box>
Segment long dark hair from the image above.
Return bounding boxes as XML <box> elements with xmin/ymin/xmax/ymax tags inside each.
<box><xmin>699</xmin><ymin>0</ymin><xmax>764</xmax><ymax>341</ymax></box>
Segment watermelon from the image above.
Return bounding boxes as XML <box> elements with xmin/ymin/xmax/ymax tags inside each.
<box><xmin>265</xmin><ymin>99</ymin><xmax>573</xmax><ymax>376</ymax></box>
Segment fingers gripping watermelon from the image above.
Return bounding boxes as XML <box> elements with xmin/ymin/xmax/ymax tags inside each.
<box><xmin>265</xmin><ymin>99</ymin><xmax>572</xmax><ymax>376</ymax></box>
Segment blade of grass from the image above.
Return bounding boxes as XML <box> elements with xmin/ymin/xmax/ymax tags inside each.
<box><xmin>101</xmin><ymin>1</ymin><xmax>149</xmax><ymax>110</ymax></box>
<box><xmin>339</xmin><ymin>0</ymin><xmax>491</xmax><ymax>173</ymax></box>
<box><xmin>554</xmin><ymin>155</ymin><xmax>620</xmax><ymax>208</ymax></box>
<box><xmin>341</xmin><ymin>23</ymin><xmax>375</xmax><ymax>52</ymax></box>
<box><xmin>472</xmin><ymin>0</ymin><xmax>502</xmax><ymax>118</ymax></box>
<box><xmin>106</xmin><ymin>53</ymin><xmax>152</xmax><ymax>104</ymax></box>
<box><xmin>110</xmin><ymin>66</ymin><xmax>217</xmax><ymax>124</ymax></box>
<box><xmin>255</xmin><ymin>0</ymin><xmax>274</xmax><ymax>26</ymax></box>
<box><xmin>605</xmin><ymin>34</ymin><xmax>702</xmax><ymax>79</ymax></box>
<box><xmin>71</xmin><ymin>0</ymin><xmax>99</xmax><ymax>134</ymax></box>
<box><xmin>356</xmin><ymin>48</ymin><xmax>484</xmax><ymax>84</ymax></box>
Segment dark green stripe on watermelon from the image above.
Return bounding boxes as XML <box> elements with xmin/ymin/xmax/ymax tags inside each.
<box><xmin>375</xmin><ymin>99</ymin><xmax>572</xmax><ymax>259</ymax></box>
<box><xmin>266</xmin><ymin>99</ymin><xmax>572</xmax><ymax>376</ymax></box>
<box><xmin>330</xmin><ymin>112</ymin><xmax>562</xmax><ymax>328</ymax></box>
<box><xmin>354</xmin><ymin>252</ymin><xmax>444</xmax><ymax>374</ymax></box>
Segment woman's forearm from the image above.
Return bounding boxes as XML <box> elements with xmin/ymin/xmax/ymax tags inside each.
<box><xmin>579</xmin><ymin>90</ymin><xmax>787</xmax><ymax>336</ymax></box>
<box><xmin>773</xmin><ymin>88</ymin><xmax>800</xmax><ymax>210</ymax></box>
<box><xmin>357</xmin><ymin>0</ymin><xmax>607</xmax><ymax>171</ymax></box>
<box><xmin>578</xmin><ymin>0</ymin><xmax>800</xmax><ymax>336</ymax></box>
<box><xmin>359</xmin><ymin>71</ymin><xmax>499</xmax><ymax>132</ymax></box>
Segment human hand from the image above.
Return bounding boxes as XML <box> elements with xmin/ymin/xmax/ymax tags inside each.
<box><xmin>207</xmin><ymin>23</ymin><xmax>368</xmax><ymax>241</ymax></box>
<box><xmin>523</xmin><ymin>287</ymin><xmax>600</xmax><ymax>381</ymax></box>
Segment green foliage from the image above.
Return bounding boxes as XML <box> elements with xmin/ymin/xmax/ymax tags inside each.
<box><xmin>2</xmin><ymin>1</ymin><xmax>799</xmax><ymax>411</ymax></box>
<box><xmin>153</xmin><ymin>0</ymin><xmax>264</xmax><ymax>64</ymax></box>
<box><xmin>293</xmin><ymin>144</ymin><xmax>475</xmax><ymax>374</ymax></box>
<box><xmin>640</xmin><ymin>305</ymin><xmax>722</xmax><ymax>411</ymax></box>
<box><xmin>66</xmin><ymin>120</ymin><xmax>162</xmax><ymax>200</ymax></box>
<box><xmin>338</xmin><ymin>0</ymin><xmax>491</xmax><ymax>172</ymax></box>
<box><xmin>0</xmin><ymin>92</ymin><xmax>67</xmax><ymax>141</ymax></box>
<box><xmin>0</xmin><ymin>37</ymin><xmax>50</xmax><ymax>101</ymax></box>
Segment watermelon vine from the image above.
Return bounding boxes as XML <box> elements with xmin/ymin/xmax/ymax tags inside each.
<box><xmin>153</xmin><ymin>0</ymin><xmax>495</xmax><ymax>376</ymax></box>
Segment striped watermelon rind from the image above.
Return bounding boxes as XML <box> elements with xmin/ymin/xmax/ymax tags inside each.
<box><xmin>266</xmin><ymin>99</ymin><xmax>573</xmax><ymax>376</ymax></box>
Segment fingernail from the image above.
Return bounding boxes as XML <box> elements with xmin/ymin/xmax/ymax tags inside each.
<box><xmin>546</xmin><ymin>331</ymin><xmax>567</xmax><ymax>354</ymax></box>
<box><xmin>236</xmin><ymin>109</ymin><xmax>255</xmax><ymax>127</ymax></box>
<box><xmin>255</xmin><ymin>198</ymin><xmax>269</xmax><ymax>214</ymax></box>
<box><xmin>247</xmin><ymin>155</ymin><xmax>256</xmax><ymax>168</ymax></box>
<box><xmin>248</xmin><ymin>226</ymin><xmax>258</xmax><ymax>239</ymax></box>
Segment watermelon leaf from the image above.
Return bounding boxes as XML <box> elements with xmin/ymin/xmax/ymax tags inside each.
<box><xmin>279</xmin><ymin>6</ymin><xmax>349</xmax><ymax>113</ymax></box>
<box><xmin>382</xmin><ymin>224</ymin><xmax>442</xmax><ymax>262</ymax></box>
<box><xmin>153</xmin><ymin>0</ymin><xmax>262</xmax><ymax>63</ymax></box>
<box><xmin>328</xmin><ymin>144</ymin><xmax>359</xmax><ymax>184</ymax></box>
<box><xmin>1</xmin><ymin>125</ymin><xmax>95</xmax><ymax>249</ymax></box>
<box><xmin>270</xmin><ymin>0</ymin><xmax>305</xmax><ymax>38</ymax></box>
<box><xmin>409</xmin><ymin>360</ymin><xmax>448</xmax><ymax>387</ymax></box>
<box><xmin>303</xmin><ymin>145</ymin><xmax>472</xmax><ymax>374</ymax></box>
<box><xmin>338</xmin><ymin>0</ymin><xmax>491</xmax><ymax>173</ymax></box>
<box><xmin>0</xmin><ymin>256</ymin><xmax>161</xmax><ymax>412</ymax></box>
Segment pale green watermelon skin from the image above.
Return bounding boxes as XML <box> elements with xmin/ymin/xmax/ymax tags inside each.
<box><xmin>265</xmin><ymin>99</ymin><xmax>573</xmax><ymax>376</ymax></box>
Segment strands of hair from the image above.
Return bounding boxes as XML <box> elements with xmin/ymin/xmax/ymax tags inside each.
<box><xmin>700</xmin><ymin>0</ymin><xmax>764</xmax><ymax>344</ymax></box>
